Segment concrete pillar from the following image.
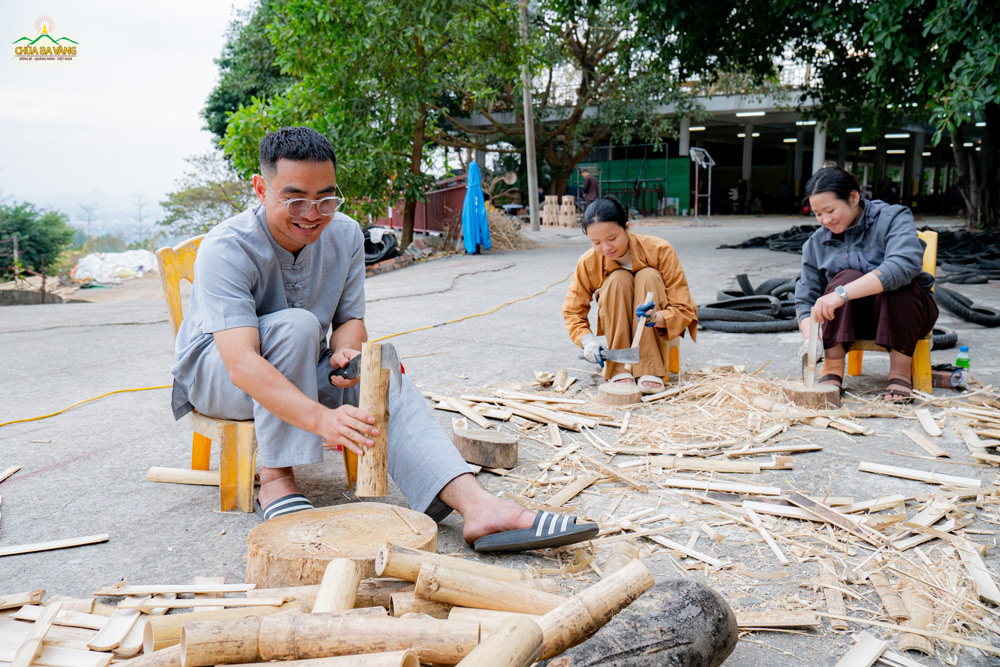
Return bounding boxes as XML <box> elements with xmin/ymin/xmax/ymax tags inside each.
<box><xmin>874</xmin><ymin>140</ymin><xmax>887</xmax><ymax>198</ymax></box>
<box><xmin>678</xmin><ymin>115</ymin><xmax>691</xmax><ymax>156</ymax></box>
<box><xmin>793</xmin><ymin>130</ymin><xmax>805</xmax><ymax>196</ymax></box>
<box><xmin>838</xmin><ymin>134</ymin><xmax>848</xmax><ymax>167</ymax></box>
<box><xmin>741</xmin><ymin>123</ymin><xmax>753</xmax><ymax>180</ymax></box>
<box><xmin>911</xmin><ymin>131</ymin><xmax>925</xmax><ymax>201</ymax></box>
<box><xmin>811</xmin><ymin>122</ymin><xmax>828</xmax><ymax>174</ymax></box>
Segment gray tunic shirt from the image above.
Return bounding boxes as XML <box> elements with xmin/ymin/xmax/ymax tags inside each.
<box><xmin>794</xmin><ymin>198</ymin><xmax>934</xmax><ymax>321</ymax></box>
<box><xmin>171</xmin><ymin>204</ymin><xmax>365</xmax><ymax>418</ymax></box>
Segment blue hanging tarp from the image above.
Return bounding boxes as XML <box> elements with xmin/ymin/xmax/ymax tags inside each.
<box><xmin>461</xmin><ymin>162</ymin><xmax>491</xmax><ymax>254</ymax></box>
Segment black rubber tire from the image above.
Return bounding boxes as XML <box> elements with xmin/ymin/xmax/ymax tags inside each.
<box><xmin>364</xmin><ymin>230</ymin><xmax>400</xmax><ymax>265</ymax></box>
<box><xmin>754</xmin><ymin>278</ymin><xmax>790</xmax><ymax>295</ymax></box>
<box><xmin>700</xmin><ymin>295</ymin><xmax>782</xmax><ymax>315</ymax></box>
<box><xmin>736</xmin><ymin>274</ymin><xmax>756</xmax><ymax>296</ymax></box>
<box><xmin>931</xmin><ymin>326</ymin><xmax>958</xmax><ymax>350</ymax></box>
<box><xmin>943</xmin><ymin>287</ymin><xmax>974</xmax><ymax>308</ymax></box>
<box><xmin>699</xmin><ymin>318</ymin><xmax>799</xmax><ymax>333</ymax></box>
<box><xmin>935</xmin><ymin>286</ymin><xmax>1000</xmax><ymax>327</ymax></box>
<box><xmin>769</xmin><ymin>280</ymin><xmax>797</xmax><ymax>298</ymax></box>
<box><xmin>698</xmin><ymin>307</ymin><xmax>781</xmax><ymax>322</ymax></box>
<box><xmin>716</xmin><ymin>289</ymin><xmax>744</xmax><ymax>301</ymax></box>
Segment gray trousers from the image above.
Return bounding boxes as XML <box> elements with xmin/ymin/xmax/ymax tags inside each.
<box><xmin>178</xmin><ymin>309</ymin><xmax>470</xmax><ymax>519</ymax></box>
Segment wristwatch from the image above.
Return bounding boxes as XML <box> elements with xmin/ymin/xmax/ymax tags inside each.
<box><xmin>834</xmin><ymin>285</ymin><xmax>850</xmax><ymax>303</ymax></box>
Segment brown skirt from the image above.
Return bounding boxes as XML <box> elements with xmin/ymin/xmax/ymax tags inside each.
<box><xmin>822</xmin><ymin>269</ymin><xmax>938</xmax><ymax>357</ymax></box>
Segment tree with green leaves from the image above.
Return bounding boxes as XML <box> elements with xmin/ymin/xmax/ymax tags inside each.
<box><xmin>0</xmin><ymin>203</ymin><xmax>75</xmax><ymax>280</ymax></box>
<box><xmin>159</xmin><ymin>152</ymin><xmax>255</xmax><ymax>237</ymax></box>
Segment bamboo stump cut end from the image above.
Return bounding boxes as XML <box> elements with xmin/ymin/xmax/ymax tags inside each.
<box><xmin>452</xmin><ymin>428</ymin><xmax>519</xmax><ymax>468</ymax></box>
<box><xmin>781</xmin><ymin>383</ymin><xmax>840</xmax><ymax>410</ymax></box>
<box><xmin>596</xmin><ymin>382</ymin><xmax>641</xmax><ymax>406</ymax></box>
<box><xmin>246</xmin><ymin>503</ymin><xmax>437</xmax><ymax>587</ymax></box>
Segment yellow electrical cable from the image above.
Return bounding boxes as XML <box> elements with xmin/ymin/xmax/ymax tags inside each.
<box><xmin>1</xmin><ymin>269</ymin><xmax>573</xmax><ymax>429</ymax></box>
<box><xmin>0</xmin><ymin>385</ymin><xmax>172</xmax><ymax>428</ymax></box>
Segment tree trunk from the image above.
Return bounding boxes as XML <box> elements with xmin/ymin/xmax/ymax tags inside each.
<box><xmin>981</xmin><ymin>102</ymin><xmax>1000</xmax><ymax>230</ymax></box>
<box><xmin>951</xmin><ymin>125</ymin><xmax>981</xmax><ymax>227</ymax></box>
<box><xmin>402</xmin><ymin>104</ymin><xmax>427</xmax><ymax>251</ymax></box>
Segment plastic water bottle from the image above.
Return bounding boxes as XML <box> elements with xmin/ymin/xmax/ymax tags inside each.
<box><xmin>956</xmin><ymin>346</ymin><xmax>971</xmax><ymax>369</ymax></box>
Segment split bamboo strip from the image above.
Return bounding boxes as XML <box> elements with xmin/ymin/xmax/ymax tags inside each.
<box><xmin>863</xmin><ymin>570</ymin><xmax>909</xmax><ymax>622</ymax></box>
<box><xmin>536</xmin><ymin>559</ymin><xmax>654</xmax><ymax>660</ymax></box>
<box><xmin>838</xmin><ymin>495</ymin><xmax>910</xmax><ymax>515</ymax></box>
<box><xmin>87</xmin><ymin>608</ymin><xmax>140</xmax><ymax>651</ymax></box>
<box><xmin>735</xmin><ymin>611</ymin><xmax>820</xmax><ymax>628</ymax></box>
<box><xmin>834</xmin><ymin>631</ymin><xmax>887</xmax><ymax>667</ymax></box>
<box><xmin>414</xmin><ymin>564</ymin><xmax>564</xmax><ymax>614</ymax></box>
<box><xmin>145</xmin><ymin>468</ymin><xmax>219</xmax><ymax>486</ymax></box>
<box><xmin>224</xmin><ymin>653</ymin><xmax>418</xmax><ymax>667</ymax></box>
<box><xmin>915</xmin><ymin>408</ymin><xmax>943</xmax><ymax>437</ymax></box>
<box><xmin>546</xmin><ymin>473</ymin><xmax>603</xmax><ymax>507</ymax></box>
<box><xmin>659</xmin><ymin>479</ymin><xmax>782</xmax><ymax>496</ymax></box>
<box><xmin>455</xmin><ymin>615</ymin><xmax>542</xmax><ymax>667</ymax></box>
<box><xmin>120</xmin><ymin>598</ymin><xmax>288</xmax><ymax>611</ymax></box>
<box><xmin>92</xmin><ymin>584</ymin><xmax>255</xmax><ymax>597</ymax></box>
<box><xmin>818</xmin><ymin>614</ymin><xmax>1000</xmax><ymax>656</ymax></box>
<box><xmin>641</xmin><ymin>534</ymin><xmax>725</xmax><ymax>568</ymax></box>
<box><xmin>312</xmin><ymin>560</ymin><xmax>364</xmax><ymax>613</ymax></box>
<box><xmin>725</xmin><ymin>444</ymin><xmax>822</xmax><ymax>457</ymax></box>
<box><xmin>0</xmin><ymin>591</ymin><xmax>44</xmax><ymax>612</ymax></box>
<box><xmin>743</xmin><ymin>506</ymin><xmax>788</xmax><ymax>565</ymax></box>
<box><xmin>644</xmin><ymin>457</ymin><xmax>761</xmax><ymax>474</ymax></box>
<box><xmin>818</xmin><ymin>560</ymin><xmax>849</xmax><ymax>631</ymax></box>
<box><xmin>389</xmin><ymin>591</ymin><xmax>451</xmax><ymax>619</ymax></box>
<box><xmin>902</xmin><ymin>429</ymin><xmax>949</xmax><ymax>458</ymax></box>
<box><xmin>191</xmin><ymin>577</ymin><xmax>225</xmax><ymax>613</ymax></box>
<box><xmin>574</xmin><ymin>452</ymin><xmax>649</xmax><ymax>492</ymax></box>
<box><xmin>785</xmin><ymin>493</ymin><xmax>891</xmax><ymax>549</ymax></box>
<box><xmin>494</xmin><ymin>391</ymin><xmax>587</xmax><ymax>405</ymax></box>
<box><xmin>375</xmin><ymin>543</ymin><xmax>535</xmax><ymax>583</ymax></box>
<box><xmin>741</xmin><ymin>501</ymin><xmax>816</xmax><ymax>522</ymax></box>
<box><xmin>898</xmin><ymin>589</ymin><xmax>934</xmax><ymax>656</ymax></box>
<box><xmin>1</xmin><ymin>643</ymin><xmax>111</xmax><ymax>667</ymax></box>
<box><xmin>11</xmin><ymin>601</ymin><xmax>61</xmax><ymax>667</ymax></box>
<box><xmin>112</xmin><ymin>616</ymin><xmax>149</xmax><ymax>658</ymax></box>
<box><xmin>955</xmin><ymin>539</ymin><xmax>1000</xmax><ymax>605</ymax></box>
<box><xmin>0</xmin><ymin>466</ymin><xmax>19</xmax><ymax>484</ymax></box>
<box><xmin>0</xmin><ymin>534</ymin><xmax>108</xmax><ymax>558</ymax></box>
<box><xmin>858</xmin><ymin>462</ymin><xmax>981</xmax><ymax>488</ymax></box>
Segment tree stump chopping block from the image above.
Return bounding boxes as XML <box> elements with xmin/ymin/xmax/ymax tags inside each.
<box><xmin>246</xmin><ymin>503</ymin><xmax>437</xmax><ymax>587</ymax></box>
<box><xmin>595</xmin><ymin>382</ymin><xmax>641</xmax><ymax>406</ymax></box>
<box><xmin>452</xmin><ymin>429</ymin><xmax>519</xmax><ymax>468</ymax></box>
<box><xmin>537</xmin><ymin>579</ymin><xmax>738</xmax><ymax>667</ymax></box>
<box><xmin>781</xmin><ymin>382</ymin><xmax>841</xmax><ymax>410</ymax></box>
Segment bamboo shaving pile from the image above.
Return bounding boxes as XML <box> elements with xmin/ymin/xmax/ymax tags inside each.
<box><xmin>487</xmin><ymin>211</ymin><xmax>535</xmax><ymax>250</ymax></box>
<box><xmin>432</xmin><ymin>366</ymin><xmax>1000</xmax><ymax>664</ymax></box>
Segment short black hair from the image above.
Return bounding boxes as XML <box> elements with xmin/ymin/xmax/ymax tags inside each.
<box><xmin>582</xmin><ymin>195</ymin><xmax>628</xmax><ymax>231</ymax></box>
<box><xmin>259</xmin><ymin>127</ymin><xmax>337</xmax><ymax>177</ymax></box>
<box><xmin>803</xmin><ymin>166</ymin><xmax>861</xmax><ymax>204</ymax></box>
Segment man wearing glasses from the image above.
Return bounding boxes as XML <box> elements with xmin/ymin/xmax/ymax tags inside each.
<box><xmin>169</xmin><ymin>126</ymin><xmax>597</xmax><ymax>552</ymax></box>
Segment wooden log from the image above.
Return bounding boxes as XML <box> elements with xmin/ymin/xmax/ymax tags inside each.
<box><xmin>145</xmin><ymin>467</ymin><xmax>219</xmax><ymax>486</ymax></box>
<box><xmin>415</xmin><ymin>563</ymin><xmax>564</xmax><ymax>615</ymax></box>
<box><xmin>144</xmin><ymin>606</ymin><xmax>286</xmax><ymax>652</ymax></box>
<box><xmin>87</xmin><ymin>608</ymin><xmax>141</xmax><ymax>651</ymax></box>
<box><xmin>356</xmin><ymin>343</ymin><xmax>390</xmax><ymax>497</ymax></box>
<box><xmin>455</xmin><ymin>615</ymin><xmax>542</xmax><ymax>667</ymax></box>
<box><xmin>246</xmin><ymin>504</ymin><xmax>437</xmax><ymax>586</ymax></box>
<box><xmin>11</xmin><ymin>603</ymin><xmax>62</xmax><ymax>667</ymax></box>
<box><xmin>389</xmin><ymin>591</ymin><xmax>452</xmax><ymax>619</ymax></box>
<box><xmin>375</xmin><ymin>542</ymin><xmax>534</xmax><ymax>584</ymax></box>
<box><xmin>536</xmin><ymin>559</ymin><xmax>654</xmax><ymax>660</ymax></box>
<box><xmin>601</xmin><ymin>543</ymin><xmax>639</xmax><ymax>577</ymax></box>
<box><xmin>312</xmin><ymin>559</ymin><xmax>364</xmax><ymax>613</ymax></box>
<box><xmin>595</xmin><ymin>383</ymin><xmax>640</xmax><ymax>406</ymax></box>
<box><xmin>224</xmin><ymin>653</ymin><xmax>418</xmax><ymax>667</ymax></box>
<box><xmin>781</xmin><ymin>382</ymin><xmax>840</xmax><ymax>409</ymax></box>
<box><xmin>452</xmin><ymin>429</ymin><xmax>518</xmax><ymax>468</ymax></box>
<box><xmin>899</xmin><ymin>589</ymin><xmax>935</xmax><ymax>656</ymax></box>
<box><xmin>0</xmin><ymin>534</ymin><xmax>108</xmax><ymax>558</ymax></box>
<box><xmin>857</xmin><ymin>462</ymin><xmax>981</xmax><ymax>489</ymax></box>
<box><xmin>0</xmin><ymin>591</ymin><xmax>44</xmax><ymax>611</ymax></box>
<box><xmin>251</xmin><ymin>614</ymin><xmax>478</xmax><ymax>665</ymax></box>
<box><xmin>446</xmin><ymin>609</ymin><xmax>543</xmax><ymax>636</ymax></box>
<box><xmin>835</xmin><ymin>631</ymin><xmax>887</xmax><ymax>667</ymax></box>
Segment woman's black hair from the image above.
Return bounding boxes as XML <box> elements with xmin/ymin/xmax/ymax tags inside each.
<box><xmin>581</xmin><ymin>195</ymin><xmax>628</xmax><ymax>231</ymax></box>
<box><xmin>802</xmin><ymin>166</ymin><xmax>861</xmax><ymax>205</ymax></box>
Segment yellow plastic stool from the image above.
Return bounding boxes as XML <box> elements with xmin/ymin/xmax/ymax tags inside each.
<box><xmin>845</xmin><ymin>230</ymin><xmax>937</xmax><ymax>394</ymax></box>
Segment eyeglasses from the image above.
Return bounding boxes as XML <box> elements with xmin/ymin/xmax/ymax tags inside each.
<box><xmin>262</xmin><ymin>177</ymin><xmax>346</xmax><ymax>217</ymax></box>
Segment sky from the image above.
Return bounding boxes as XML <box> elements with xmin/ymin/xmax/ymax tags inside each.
<box><xmin>0</xmin><ymin>0</ymin><xmax>254</xmax><ymax>232</ymax></box>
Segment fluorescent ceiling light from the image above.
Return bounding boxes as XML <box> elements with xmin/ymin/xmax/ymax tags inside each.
<box><xmin>736</xmin><ymin>111</ymin><xmax>766</xmax><ymax>117</ymax></box>
<box><xmin>884</xmin><ymin>133</ymin><xmax>910</xmax><ymax>139</ymax></box>
<box><xmin>689</xmin><ymin>126</ymin><xmax>706</xmax><ymax>131</ymax></box>
<box><xmin>887</xmin><ymin>149</ymin><xmax>906</xmax><ymax>154</ymax></box>
<box><xmin>963</xmin><ymin>142</ymin><xmax>974</xmax><ymax>147</ymax></box>
<box><xmin>859</xmin><ymin>146</ymin><xmax>876</xmax><ymax>151</ymax></box>
<box><xmin>736</xmin><ymin>133</ymin><xmax>760</xmax><ymax>138</ymax></box>
<box><xmin>796</xmin><ymin>120</ymin><xmax>817</xmax><ymax>126</ymax></box>
<box><xmin>976</xmin><ymin>122</ymin><xmax>986</xmax><ymax>127</ymax></box>
<box><xmin>846</xmin><ymin>127</ymin><xmax>862</xmax><ymax>133</ymax></box>
<box><xmin>783</xmin><ymin>138</ymin><xmax>797</xmax><ymax>143</ymax></box>
<box><xmin>922</xmin><ymin>152</ymin><xmax>931</xmax><ymax>156</ymax></box>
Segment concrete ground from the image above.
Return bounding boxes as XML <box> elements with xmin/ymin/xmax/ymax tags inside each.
<box><xmin>2</xmin><ymin>214</ymin><xmax>999</xmax><ymax>665</ymax></box>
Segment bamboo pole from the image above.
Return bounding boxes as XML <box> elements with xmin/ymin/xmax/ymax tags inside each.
<box><xmin>223</xmin><ymin>653</ymin><xmax>418</xmax><ymax>667</ymax></box>
<box><xmin>312</xmin><ymin>559</ymin><xmax>365</xmax><ymax>613</ymax></box>
<box><xmin>389</xmin><ymin>591</ymin><xmax>452</xmax><ymax>619</ymax></box>
<box><xmin>356</xmin><ymin>343</ymin><xmax>390</xmax><ymax>497</ymax></box>
<box><xmin>246</xmin><ymin>579</ymin><xmax>413</xmax><ymax>610</ymax></box>
<box><xmin>145</xmin><ymin>467</ymin><xmax>220</xmax><ymax>486</ymax></box>
<box><xmin>601</xmin><ymin>543</ymin><xmax>639</xmax><ymax>577</ymax></box>
<box><xmin>178</xmin><ymin>616</ymin><xmax>263</xmax><ymax>667</ymax></box>
<box><xmin>123</xmin><ymin>644</ymin><xmax>181</xmax><ymax>667</ymax></box>
<box><xmin>446</xmin><ymin>609</ymin><xmax>543</xmax><ymax>636</ymax></box>
<box><xmin>536</xmin><ymin>559</ymin><xmax>654</xmax><ymax>659</ymax></box>
<box><xmin>414</xmin><ymin>564</ymin><xmax>564</xmax><ymax>615</ymax></box>
<box><xmin>376</xmin><ymin>543</ymin><xmax>535</xmax><ymax>583</ymax></box>
<box><xmin>455</xmin><ymin>616</ymin><xmax>543</xmax><ymax>667</ymax></box>
<box><xmin>144</xmin><ymin>605</ymin><xmax>288</xmax><ymax>652</ymax></box>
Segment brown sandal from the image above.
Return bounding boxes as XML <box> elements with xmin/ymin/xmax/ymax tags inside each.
<box><xmin>880</xmin><ymin>378</ymin><xmax>914</xmax><ymax>404</ymax></box>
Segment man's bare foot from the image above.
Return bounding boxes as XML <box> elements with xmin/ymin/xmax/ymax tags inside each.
<box><xmin>258</xmin><ymin>467</ymin><xmax>301</xmax><ymax>508</ymax></box>
<box><xmin>437</xmin><ymin>473</ymin><xmax>536</xmax><ymax>544</ymax></box>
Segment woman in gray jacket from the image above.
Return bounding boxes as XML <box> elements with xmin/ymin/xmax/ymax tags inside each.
<box><xmin>794</xmin><ymin>167</ymin><xmax>938</xmax><ymax>402</ymax></box>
